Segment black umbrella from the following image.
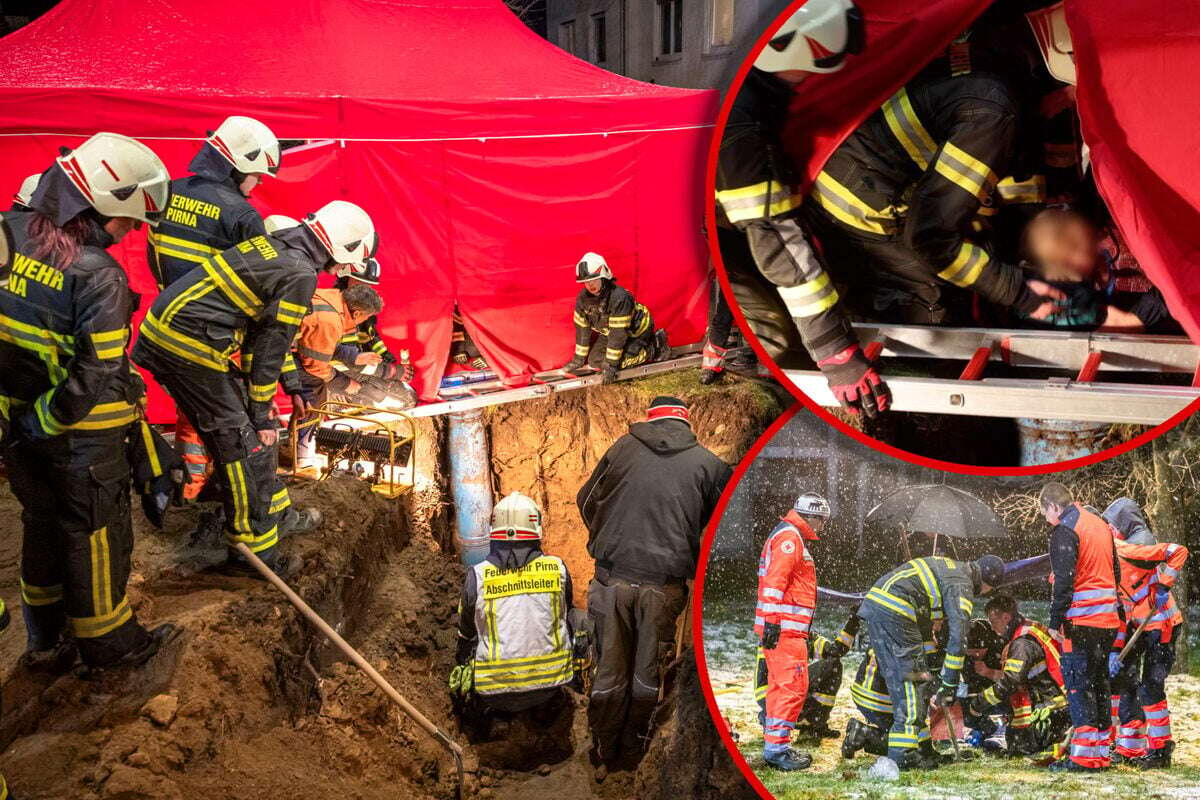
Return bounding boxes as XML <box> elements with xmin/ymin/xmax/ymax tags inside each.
<box><xmin>866</xmin><ymin>484</ymin><xmax>1008</xmax><ymax>540</ymax></box>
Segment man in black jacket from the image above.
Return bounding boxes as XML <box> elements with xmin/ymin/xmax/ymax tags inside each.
<box><xmin>577</xmin><ymin>396</ymin><xmax>731</xmax><ymax>777</ymax></box>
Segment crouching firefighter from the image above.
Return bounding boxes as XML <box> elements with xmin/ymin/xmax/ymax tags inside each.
<box><xmin>133</xmin><ymin>201</ymin><xmax>379</xmax><ymax>578</ymax></box>
<box><xmin>842</xmin><ymin>633</ymin><xmax>944</xmax><ymax>760</ymax></box>
<box><xmin>1103</xmin><ymin>497</ymin><xmax>1189</xmax><ymax>769</ymax></box>
<box><xmin>0</xmin><ymin>133</ymin><xmax>179</xmax><ymax>670</ymax></box>
<box><xmin>563</xmin><ymin>252</ymin><xmax>668</xmax><ymax>384</ymax></box>
<box><xmin>450</xmin><ymin>492</ymin><xmax>575</xmax><ymax>737</ymax></box>
<box><xmin>754</xmin><ymin>493</ymin><xmax>829</xmax><ymax>770</ymax></box>
<box><xmin>858</xmin><ymin>554</ymin><xmax>1004</xmax><ymax>770</ymax></box>
<box><xmin>967</xmin><ymin>594</ymin><xmax>1069</xmax><ymax>760</ymax></box>
<box><xmin>756</xmin><ymin>611</ymin><xmax>860</xmax><ymax>739</ymax></box>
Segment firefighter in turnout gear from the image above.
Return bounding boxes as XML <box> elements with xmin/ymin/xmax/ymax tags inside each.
<box><xmin>578</xmin><ymin>396</ymin><xmax>730</xmax><ymax>777</ymax></box>
<box><xmin>132</xmin><ymin>200</ymin><xmax>378</xmax><ymax>577</ymax></box>
<box><xmin>842</xmin><ymin>634</ymin><xmax>944</xmax><ymax>760</ymax></box>
<box><xmin>803</xmin><ymin>7</ymin><xmax>1065</xmax><ymax>327</ymax></box>
<box><xmin>1103</xmin><ymin>497</ymin><xmax>1188</xmax><ymax>769</ymax></box>
<box><xmin>563</xmin><ymin>252</ymin><xmax>667</xmax><ymax>384</ymax></box>
<box><xmin>858</xmin><ymin>554</ymin><xmax>1003</xmax><ymax>770</ymax></box>
<box><xmin>147</xmin><ymin>116</ymin><xmax>281</xmax><ymax>503</ymax></box>
<box><xmin>755</xmin><ymin>609</ymin><xmax>859</xmax><ymax>739</ymax></box>
<box><xmin>451</xmin><ymin>492</ymin><xmax>574</xmax><ymax>737</ymax></box>
<box><xmin>0</xmin><ymin>133</ymin><xmax>179</xmax><ymax>669</ymax></box>
<box><xmin>332</xmin><ymin>258</ymin><xmax>410</xmax><ymax>381</ymax></box>
<box><xmin>754</xmin><ymin>493</ymin><xmax>829</xmax><ymax>770</ymax></box>
<box><xmin>716</xmin><ymin>1</ymin><xmax>891</xmax><ymax>417</ymax></box>
<box><xmin>968</xmin><ymin>595</ymin><xmax>1069</xmax><ymax>760</ymax></box>
<box><xmin>1039</xmin><ymin>483</ymin><xmax>1123</xmax><ymax>772</ymax></box>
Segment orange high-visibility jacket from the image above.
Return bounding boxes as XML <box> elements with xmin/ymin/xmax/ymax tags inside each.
<box><xmin>1050</xmin><ymin>503</ymin><xmax>1122</xmax><ymax>630</ymax></box>
<box><xmin>296</xmin><ymin>288</ymin><xmax>355</xmax><ymax>385</ymax></box>
<box><xmin>1115</xmin><ymin>539</ymin><xmax>1188</xmax><ymax>645</ymax></box>
<box><xmin>755</xmin><ymin>511</ymin><xmax>817</xmax><ymax>640</ymax></box>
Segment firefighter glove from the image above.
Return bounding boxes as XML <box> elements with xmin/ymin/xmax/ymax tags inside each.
<box><xmin>761</xmin><ymin>621</ymin><xmax>781</xmax><ymax>651</ymax></box>
<box><xmin>1108</xmin><ymin>652</ymin><xmax>1122</xmax><ymax>678</ymax></box>
<box><xmin>817</xmin><ymin>345</ymin><xmax>890</xmax><ymax>417</ymax></box>
<box><xmin>601</xmin><ymin>364</ymin><xmax>619</xmax><ymax>385</ymax></box>
<box><xmin>448</xmin><ymin>663</ymin><xmax>474</xmax><ymax>698</ymax></box>
<box><xmin>1029</xmin><ymin>705</ymin><xmax>1053</xmax><ymax>739</ymax></box>
<box><xmin>564</xmin><ymin>356</ymin><xmax>587</xmax><ymax>375</ymax></box>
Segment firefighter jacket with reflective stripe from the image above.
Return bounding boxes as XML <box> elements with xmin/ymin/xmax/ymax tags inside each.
<box><xmin>715</xmin><ymin>69</ymin><xmax>855</xmax><ymax>362</ymax></box>
<box><xmin>812</xmin><ymin>612</ymin><xmax>860</xmax><ymax>660</ymax></box>
<box><xmin>812</xmin><ymin>72</ymin><xmax>1037</xmax><ymax>314</ymax></box>
<box><xmin>0</xmin><ymin>211</ymin><xmax>141</xmax><ymax>438</ymax></box>
<box><xmin>863</xmin><ymin>557</ymin><xmax>976</xmax><ymax>688</ymax></box>
<box><xmin>755</xmin><ymin>514</ymin><xmax>817</xmax><ymax>639</ymax></box>
<box><xmin>146</xmin><ymin>173</ymin><xmax>266</xmax><ymax>289</ymax></box>
<box><xmin>981</xmin><ymin>618</ymin><xmax>1065</xmax><ymax>712</ymax></box>
<box><xmin>1048</xmin><ymin>504</ymin><xmax>1122</xmax><ymax>630</ymax></box>
<box><xmin>135</xmin><ymin>227</ymin><xmax>322</xmax><ymax>430</ymax></box>
<box><xmin>1114</xmin><ymin>539</ymin><xmax>1188</xmax><ymax>645</ymax></box>
<box><xmin>464</xmin><ymin>553</ymin><xmax>573</xmax><ymax>695</ymax></box>
<box><xmin>296</xmin><ymin>288</ymin><xmax>355</xmax><ymax>391</ymax></box>
<box><xmin>573</xmin><ymin>281</ymin><xmax>652</xmax><ymax>367</ymax></box>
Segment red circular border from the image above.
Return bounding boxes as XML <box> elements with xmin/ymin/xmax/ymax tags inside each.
<box><xmin>702</xmin><ymin>1</ymin><xmax>1200</xmax><ymax>478</ymax></box>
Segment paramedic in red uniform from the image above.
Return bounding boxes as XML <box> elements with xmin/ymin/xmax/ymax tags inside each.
<box><xmin>755</xmin><ymin>492</ymin><xmax>830</xmax><ymax>770</ymax></box>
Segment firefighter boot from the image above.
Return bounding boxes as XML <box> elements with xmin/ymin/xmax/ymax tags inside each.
<box><xmin>88</xmin><ymin>623</ymin><xmax>182</xmax><ymax>673</ymax></box>
<box><xmin>219</xmin><ymin>550</ymin><xmax>303</xmax><ymax>581</ymax></box>
<box><xmin>280</xmin><ymin>507</ymin><xmax>323</xmax><ymax>538</ymax></box>
<box><xmin>842</xmin><ymin>718</ymin><xmax>868</xmax><ymax>759</ymax></box>
<box><xmin>653</xmin><ymin>329</ymin><xmax>670</xmax><ymax>362</ymax></box>
<box><xmin>764</xmin><ymin>747</ymin><xmax>812</xmax><ymax>771</ymax></box>
<box><xmin>1134</xmin><ymin>741</ymin><xmax>1174</xmax><ymax>770</ymax></box>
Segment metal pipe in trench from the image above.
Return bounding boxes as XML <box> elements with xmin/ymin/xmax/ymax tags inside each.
<box><xmin>448</xmin><ymin>409</ymin><xmax>493</xmax><ymax>566</ymax></box>
<box><xmin>1017</xmin><ymin>418</ymin><xmax>1110</xmax><ymax>466</ymax></box>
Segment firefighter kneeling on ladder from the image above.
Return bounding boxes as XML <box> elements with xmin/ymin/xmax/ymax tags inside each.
<box><xmin>563</xmin><ymin>252</ymin><xmax>669</xmax><ymax>384</ymax></box>
<box><xmin>449</xmin><ymin>492</ymin><xmax>580</xmax><ymax>743</ymax></box>
<box><xmin>965</xmin><ymin>594</ymin><xmax>1070</xmax><ymax>761</ymax></box>
<box><xmin>133</xmin><ymin>201</ymin><xmax>380</xmax><ymax>579</ymax></box>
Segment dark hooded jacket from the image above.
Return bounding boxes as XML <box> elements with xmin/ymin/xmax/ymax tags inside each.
<box><xmin>1102</xmin><ymin>497</ymin><xmax>1156</xmax><ymax>546</ymax></box>
<box><xmin>577</xmin><ymin>418</ymin><xmax>731</xmax><ymax>583</ymax></box>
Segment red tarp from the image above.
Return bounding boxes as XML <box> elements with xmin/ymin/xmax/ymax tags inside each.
<box><xmin>772</xmin><ymin>0</ymin><xmax>1200</xmax><ymax>345</ymax></box>
<box><xmin>0</xmin><ymin>0</ymin><xmax>717</xmax><ymax>418</ymax></box>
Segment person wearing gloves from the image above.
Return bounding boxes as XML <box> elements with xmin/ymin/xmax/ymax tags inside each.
<box><xmin>0</xmin><ymin>133</ymin><xmax>179</xmax><ymax>671</ymax></box>
<box><xmin>858</xmin><ymin>554</ymin><xmax>1004</xmax><ymax>770</ymax></box>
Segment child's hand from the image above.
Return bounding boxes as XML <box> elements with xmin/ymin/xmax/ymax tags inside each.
<box><xmin>1024</xmin><ymin>279</ymin><xmax>1067</xmax><ymax>321</ymax></box>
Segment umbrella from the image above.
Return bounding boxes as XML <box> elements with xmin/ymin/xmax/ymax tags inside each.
<box><xmin>866</xmin><ymin>485</ymin><xmax>1008</xmax><ymax>540</ymax></box>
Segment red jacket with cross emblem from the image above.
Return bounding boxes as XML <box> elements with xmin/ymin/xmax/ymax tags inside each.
<box><xmin>755</xmin><ymin>510</ymin><xmax>818</xmax><ymax>640</ymax></box>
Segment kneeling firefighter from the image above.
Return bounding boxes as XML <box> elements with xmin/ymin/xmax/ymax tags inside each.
<box><xmin>564</xmin><ymin>252</ymin><xmax>668</xmax><ymax>384</ymax></box>
<box><xmin>133</xmin><ymin>200</ymin><xmax>379</xmax><ymax>578</ymax></box>
<box><xmin>450</xmin><ymin>492</ymin><xmax>576</xmax><ymax>733</ymax></box>
<box><xmin>0</xmin><ymin>133</ymin><xmax>179</xmax><ymax>670</ymax></box>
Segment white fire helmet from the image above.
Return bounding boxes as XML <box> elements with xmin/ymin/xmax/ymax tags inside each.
<box><xmin>489</xmin><ymin>491</ymin><xmax>543</xmax><ymax>541</ymax></box>
<box><xmin>575</xmin><ymin>251</ymin><xmax>612</xmax><ymax>282</ymax></box>
<box><xmin>1026</xmin><ymin>2</ymin><xmax>1075</xmax><ymax>85</ymax></box>
<box><xmin>56</xmin><ymin>132</ymin><xmax>170</xmax><ymax>226</ymax></box>
<box><xmin>13</xmin><ymin>173</ymin><xmax>40</xmax><ymax>209</ymax></box>
<box><xmin>351</xmin><ymin>257</ymin><xmax>382</xmax><ymax>286</ymax></box>
<box><xmin>263</xmin><ymin>214</ymin><xmax>300</xmax><ymax>234</ymax></box>
<box><xmin>303</xmin><ymin>200</ymin><xmax>377</xmax><ymax>270</ymax></box>
<box><xmin>207</xmin><ymin>116</ymin><xmax>281</xmax><ymax>176</ymax></box>
<box><xmin>793</xmin><ymin>492</ymin><xmax>831</xmax><ymax>518</ymax></box>
<box><xmin>754</xmin><ymin>0</ymin><xmax>864</xmax><ymax>75</ymax></box>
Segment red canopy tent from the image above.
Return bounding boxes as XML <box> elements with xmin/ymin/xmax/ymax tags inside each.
<box><xmin>0</xmin><ymin>0</ymin><xmax>717</xmax><ymax>416</ymax></box>
<box><xmin>755</xmin><ymin>0</ymin><xmax>1200</xmax><ymax>347</ymax></box>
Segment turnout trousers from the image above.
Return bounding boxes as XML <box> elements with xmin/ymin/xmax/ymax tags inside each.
<box><xmin>862</xmin><ymin>610</ymin><xmax>932</xmax><ymax>763</ymax></box>
<box><xmin>1112</xmin><ymin>628</ymin><xmax>1175</xmax><ymax>758</ymax></box>
<box><xmin>755</xmin><ymin>645</ymin><xmax>840</xmax><ymax>731</ymax></box>
<box><xmin>586</xmin><ymin>574</ymin><xmax>686</xmax><ymax>763</ymax></box>
<box><xmin>135</xmin><ymin>345</ymin><xmax>291</xmax><ymax>564</ymax></box>
<box><xmin>716</xmin><ymin>226</ymin><xmax>805</xmax><ymax>365</ymax></box>
<box><xmin>4</xmin><ymin>428</ymin><xmax>151</xmax><ymax>666</ymax></box>
<box><xmin>1062</xmin><ymin>624</ymin><xmax>1117</xmax><ymax>768</ymax></box>
<box><xmin>584</xmin><ymin>329</ymin><xmax>660</xmax><ymax>371</ymax></box>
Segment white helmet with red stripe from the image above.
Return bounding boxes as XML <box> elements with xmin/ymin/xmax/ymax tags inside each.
<box><xmin>1026</xmin><ymin>2</ymin><xmax>1075</xmax><ymax>85</ymax></box>
<box><xmin>575</xmin><ymin>251</ymin><xmax>612</xmax><ymax>282</ymax></box>
<box><xmin>303</xmin><ymin>200</ymin><xmax>377</xmax><ymax>270</ymax></box>
<box><xmin>490</xmin><ymin>491</ymin><xmax>543</xmax><ymax>542</ymax></box>
<box><xmin>207</xmin><ymin>116</ymin><xmax>281</xmax><ymax>176</ymax></box>
<box><xmin>754</xmin><ymin>0</ymin><xmax>864</xmax><ymax>75</ymax></box>
<box><xmin>55</xmin><ymin>132</ymin><xmax>170</xmax><ymax>226</ymax></box>
<box><xmin>13</xmin><ymin>173</ymin><xmax>40</xmax><ymax>209</ymax></box>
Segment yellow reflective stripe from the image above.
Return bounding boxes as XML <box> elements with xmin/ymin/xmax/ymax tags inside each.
<box><xmin>938</xmin><ymin>242</ymin><xmax>990</xmax><ymax>287</ymax></box>
<box><xmin>152</xmin><ymin>246</ymin><xmax>210</xmax><ymax>265</ymax></box>
<box><xmin>574</xmin><ymin>344</ymin><xmax>590</xmax><ymax>357</ymax></box>
<box><xmin>225</xmin><ymin>461</ymin><xmax>252</xmax><ymax>534</ymax></box>
<box><xmin>959</xmin><ymin>596</ymin><xmax>973</xmax><ymax>615</ymax></box>
<box><xmin>935</xmin><ymin>142</ymin><xmax>998</xmax><ymax>202</ymax></box>
<box><xmin>148</xmin><ymin>230</ymin><xmax>221</xmax><ymax>256</ymax></box>
<box><xmin>89</xmin><ymin>527</ymin><xmax>112</xmax><ymax>617</ymax></box>
<box><xmin>943</xmin><ymin>653</ymin><xmax>964</xmax><ymax>670</ymax></box>
<box><xmin>140</xmin><ymin>421</ymin><xmax>163</xmax><ymax>477</ymax></box>
<box><xmin>1005</xmin><ymin>657</ymin><xmax>1024</xmax><ymax>673</ymax></box>
<box><xmin>631</xmin><ymin>306</ymin><xmax>651</xmax><ymax>337</ymax></box>
<box><xmin>203</xmin><ymin>254</ymin><xmax>263</xmax><ymax>318</ymax></box>
<box><xmin>811</xmin><ymin>172</ymin><xmax>900</xmax><ymax>236</ymax></box>
<box><xmin>474</xmin><ymin>664</ymin><xmax>573</xmax><ymax>690</ymax></box>
<box><xmin>573</xmin><ymin>311</ymin><xmax>587</xmax><ymax>326</ymax></box>
<box><xmin>34</xmin><ymin>393</ymin><xmax>65</xmax><ymax>435</ymax></box>
<box><xmin>605</xmin><ymin>348</ymin><xmax>624</xmax><ymax>361</ymax></box>
<box><xmin>140</xmin><ymin>312</ymin><xmax>231</xmax><ymax>371</ymax></box>
<box><xmin>883</xmin><ymin>88</ymin><xmax>937</xmax><ymax>170</ymax></box>
<box><xmin>21</xmin><ymin>578</ymin><xmax>63</xmax><ymax>606</ymax></box>
<box><xmin>0</xmin><ymin>313</ymin><xmax>74</xmax><ymax>358</ymax></box>
<box><xmin>982</xmin><ymin>685</ymin><xmax>1000</xmax><ymax>706</ymax></box>
<box><xmin>90</xmin><ymin>328</ymin><xmax>129</xmax><ymax>360</ymax></box>
<box><xmin>70</xmin><ymin>401</ymin><xmax>138</xmax><ymax>431</ymax></box>
<box><xmin>269</xmin><ymin>487</ymin><xmax>291</xmax><ymax>515</ymax></box>
<box><xmin>996</xmin><ymin>175</ymin><xmax>1046</xmax><ymax>205</ymax></box>
<box><xmin>783</xmin><ymin>274</ymin><xmax>840</xmax><ymax>318</ymax></box>
<box><xmin>607</xmin><ymin>315</ymin><xmax>632</xmax><ymax>327</ymax></box>
<box><xmin>281</xmin><ymin>354</ymin><xmax>298</xmax><ymax>373</ymax></box>
<box><xmin>160</xmin><ymin>276</ymin><xmax>216</xmax><ymax>326</ymax></box>
<box><xmin>716</xmin><ymin>180</ymin><xmax>804</xmax><ymax>223</ymax></box>
<box><xmin>866</xmin><ymin>587</ymin><xmax>917</xmax><ymax>621</ymax></box>
<box><xmin>71</xmin><ymin>595</ymin><xmax>132</xmax><ymax>638</ymax></box>
<box><xmin>249</xmin><ymin>382</ymin><xmax>277</xmax><ymax>403</ymax></box>
<box><xmin>474</xmin><ymin>650</ymin><xmax>571</xmax><ymax>670</ymax></box>
<box><xmin>276</xmin><ymin>300</ymin><xmax>308</xmax><ymax>326</ymax></box>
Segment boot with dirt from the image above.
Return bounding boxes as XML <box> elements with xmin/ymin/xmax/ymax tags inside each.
<box><xmin>87</xmin><ymin>623</ymin><xmax>182</xmax><ymax>673</ymax></box>
<box><xmin>842</xmin><ymin>718</ymin><xmax>868</xmax><ymax>759</ymax></box>
<box><xmin>280</xmin><ymin>507</ymin><xmax>323</xmax><ymax>538</ymax></box>
<box><xmin>218</xmin><ymin>551</ymin><xmax>303</xmax><ymax>581</ymax></box>
<box><xmin>653</xmin><ymin>329</ymin><xmax>670</xmax><ymax>362</ymax></box>
<box><xmin>699</xmin><ymin>367</ymin><xmax>723</xmax><ymax>385</ymax></box>
<box><xmin>17</xmin><ymin>639</ymin><xmax>78</xmax><ymax>675</ymax></box>
<box><xmin>764</xmin><ymin>747</ymin><xmax>812</xmax><ymax>771</ymax></box>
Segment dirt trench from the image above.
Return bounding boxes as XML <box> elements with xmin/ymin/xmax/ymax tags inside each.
<box><xmin>0</xmin><ymin>374</ymin><xmax>780</xmax><ymax>799</ymax></box>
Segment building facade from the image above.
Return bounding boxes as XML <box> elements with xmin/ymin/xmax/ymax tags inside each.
<box><xmin>545</xmin><ymin>0</ymin><xmax>793</xmax><ymax>90</ymax></box>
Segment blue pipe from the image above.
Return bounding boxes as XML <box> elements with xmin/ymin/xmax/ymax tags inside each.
<box><xmin>1017</xmin><ymin>418</ymin><xmax>1109</xmax><ymax>466</ymax></box>
<box><xmin>448</xmin><ymin>409</ymin><xmax>493</xmax><ymax>566</ymax></box>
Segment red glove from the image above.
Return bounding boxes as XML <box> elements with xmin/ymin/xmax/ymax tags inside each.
<box><xmin>816</xmin><ymin>345</ymin><xmax>890</xmax><ymax>417</ymax></box>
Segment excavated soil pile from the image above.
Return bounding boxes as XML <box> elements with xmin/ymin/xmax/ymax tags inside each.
<box><xmin>0</xmin><ymin>375</ymin><xmax>781</xmax><ymax>799</ymax></box>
